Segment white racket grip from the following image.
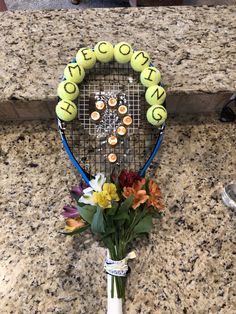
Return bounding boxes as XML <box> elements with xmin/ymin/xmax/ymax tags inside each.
<box><xmin>107</xmin><ymin>273</ymin><xmax>123</xmax><ymax>314</ymax></box>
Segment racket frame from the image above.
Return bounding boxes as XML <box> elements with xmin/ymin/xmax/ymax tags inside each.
<box><xmin>57</xmin><ymin>56</ymin><xmax>166</xmax><ymax>184</ymax></box>
<box><xmin>58</xmin><ymin>119</ymin><xmax>91</xmax><ymax>185</ymax></box>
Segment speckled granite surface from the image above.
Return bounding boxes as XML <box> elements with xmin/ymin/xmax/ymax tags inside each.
<box><xmin>0</xmin><ymin>6</ymin><xmax>235</xmax><ymax>106</ymax></box>
<box><xmin>0</xmin><ymin>116</ymin><xmax>235</xmax><ymax>313</ymax></box>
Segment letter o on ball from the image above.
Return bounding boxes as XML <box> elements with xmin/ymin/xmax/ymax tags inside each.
<box><xmin>114</xmin><ymin>42</ymin><xmax>133</xmax><ymax>64</ymax></box>
<box><xmin>57</xmin><ymin>80</ymin><xmax>80</xmax><ymax>101</ymax></box>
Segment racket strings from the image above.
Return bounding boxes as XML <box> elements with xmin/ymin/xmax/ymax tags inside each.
<box><xmin>67</xmin><ymin>61</ymin><xmax>158</xmax><ymax>176</ymax></box>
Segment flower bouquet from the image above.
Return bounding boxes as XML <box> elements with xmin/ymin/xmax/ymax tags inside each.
<box><xmin>61</xmin><ymin>170</ymin><xmax>164</xmax><ymax>314</ymax></box>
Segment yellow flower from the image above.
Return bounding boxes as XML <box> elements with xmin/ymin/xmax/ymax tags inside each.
<box><xmin>93</xmin><ymin>191</ymin><xmax>112</xmax><ymax>208</ymax></box>
<box><xmin>92</xmin><ymin>183</ymin><xmax>119</xmax><ymax>209</ymax></box>
<box><xmin>103</xmin><ymin>183</ymin><xmax>120</xmax><ymax>201</ymax></box>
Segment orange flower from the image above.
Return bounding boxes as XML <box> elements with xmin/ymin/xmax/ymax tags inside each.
<box><xmin>147</xmin><ymin>180</ymin><xmax>164</xmax><ymax>211</ymax></box>
<box><xmin>65</xmin><ymin>217</ymin><xmax>86</xmax><ymax>232</ymax></box>
<box><xmin>123</xmin><ymin>178</ymin><xmax>149</xmax><ymax>209</ymax></box>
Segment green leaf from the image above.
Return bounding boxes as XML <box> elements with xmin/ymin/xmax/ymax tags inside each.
<box><xmin>101</xmin><ymin>226</ymin><xmax>115</xmax><ymax>239</ymax></box>
<box><xmin>77</xmin><ymin>205</ymin><xmax>96</xmax><ymax>224</ymax></box>
<box><xmin>113</xmin><ymin>211</ymin><xmax>129</xmax><ymax>221</ymax></box>
<box><xmin>119</xmin><ymin>195</ymin><xmax>134</xmax><ymax>212</ymax></box>
<box><xmin>113</xmin><ymin>196</ymin><xmax>133</xmax><ymax>221</ymax></box>
<box><xmin>113</xmin><ymin>196</ymin><xmax>134</xmax><ymax>221</ymax></box>
<box><xmin>91</xmin><ymin>206</ymin><xmax>105</xmax><ymax>234</ymax></box>
<box><xmin>133</xmin><ymin>215</ymin><xmax>153</xmax><ymax>234</ymax></box>
<box><xmin>70</xmin><ymin>191</ymin><xmax>81</xmax><ymax>202</ymax></box>
<box><xmin>60</xmin><ymin>225</ymin><xmax>90</xmax><ymax>236</ymax></box>
<box><xmin>107</xmin><ymin>201</ymin><xmax>119</xmax><ymax>216</ymax></box>
<box><xmin>77</xmin><ymin>202</ymin><xmax>88</xmax><ymax>207</ymax></box>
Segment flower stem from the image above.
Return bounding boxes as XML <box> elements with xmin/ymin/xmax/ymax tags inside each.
<box><xmin>107</xmin><ymin>240</ymin><xmax>127</xmax><ymax>299</ymax></box>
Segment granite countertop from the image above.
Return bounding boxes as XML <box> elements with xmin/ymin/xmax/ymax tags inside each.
<box><xmin>0</xmin><ymin>115</ymin><xmax>235</xmax><ymax>313</ymax></box>
<box><xmin>0</xmin><ymin>5</ymin><xmax>235</xmax><ymax>107</ymax></box>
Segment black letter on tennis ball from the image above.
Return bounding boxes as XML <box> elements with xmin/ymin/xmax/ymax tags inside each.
<box><xmin>119</xmin><ymin>44</ymin><xmax>131</xmax><ymax>55</ymax></box>
<box><xmin>145</xmin><ymin>68</ymin><xmax>157</xmax><ymax>82</ymax></box>
<box><xmin>98</xmin><ymin>42</ymin><xmax>108</xmax><ymax>54</ymax></box>
<box><xmin>151</xmin><ymin>87</ymin><xmax>165</xmax><ymax>100</ymax></box>
<box><xmin>61</xmin><ymin>101</ymin><xmax>76</xmax><ymax>115</ymax></box>
<box><xmin>64</xmin><ymin>82</ymin><xmax>76</xmax><ymax>94</ymax></box>
<box><xmin>81</xmin><ymin>48</ymin><xmax>92</xmax><ymax>60</ymax></box>
<box><xmin>152</xmin><ymin>106</ymin><xmax>166</xmax><ymax>121</ymax></box>
<box><xmin>68</xmin><ymin>64</ymin><xmax>82</xmax><ymax>77</ymax></box>
<box><xmin>135</xmin><ymin>52</ymin><xmax>149</xmax><ymax>66</ymax></box>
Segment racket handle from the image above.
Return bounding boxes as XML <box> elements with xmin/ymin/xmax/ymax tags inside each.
<box><xmin>107</xmin><ymin>274</ymin><xmax>123</xmax><ymax>314</ymax></box>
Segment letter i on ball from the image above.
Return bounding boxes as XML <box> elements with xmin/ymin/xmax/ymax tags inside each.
<box><xmin>94</xmin><ymin>41</ymin><xmax>114</xmax><ymax>63</ymax></box>
<box><xmin>76</xmin><ymin>47</ymin><xmax>96</xmax><ymax>69</ymax></box>
<box><xmin>64</xmin><ymin>63</ymin><xmax>85</xmax><ymax>84</ymax></box>
<box><xmin>56</xmin><ymin>100</ymin><xmax>78</xmax><ymax>122</ymax></box>
<box><xmin>140</xmin><ymin>67</ymin><xmax>161</xmax><ymax>88</ymax></box>
<box><xmin>114</xmin><ymin>42</ymin><xmax>133</xmax><ymax>64</ymax></box>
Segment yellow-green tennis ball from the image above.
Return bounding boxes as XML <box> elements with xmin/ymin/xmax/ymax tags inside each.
<box><xmin>56</xmin><ymin>100</ymin><xmax>77</xmax><ymax>122</ymax></box>
<box><xmin>64</xmin><ymin>63</ymin><xmax>85</xmax><ymax>84</ymax></box>
<box><xmin>114</xmin><ymin>42</ymin><xmax>133</xmax><ymax>64</ymax></box>
<box><xmin>146</xmin><ymin>104</ymin><xmax>167</xmax><ymax>126</ymax></box>
<box><xmin>140</xmin><ymin>67</ymin><xmax>161</xmax><ymax>88</ymax></box>
<box><xmin>94</xmin><ymin>41</ymin><xmax>114</xmax><ymax>63</ymax></box>
<box><xmin>76</xmin><ymin>48</ymin><xmax>96</xmax><ymax>69</ymax></box>
<box><xmin>130</xmin><ymin>51</ymin><xmax>150</xmax><ymax>72</ymax></box>
<box><xmin>57</xmin><ymin>80</ymin><xmax>79</xmax><ymax>101</ymax></box>
<box><xmin>145</xmin><ymin>85</ymin><xmax>166</xmax><ymax>106</ymax></box>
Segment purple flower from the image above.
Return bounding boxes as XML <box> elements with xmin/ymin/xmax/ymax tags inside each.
<box><xmin>71</xmin><ymin>182</ymin><xmax>88</xmax><ymax>198</ymax></box>
<box><xmin>61</xmin><ymin>205</ymin><xmax>79</xmax><ymax>219</ymax></box>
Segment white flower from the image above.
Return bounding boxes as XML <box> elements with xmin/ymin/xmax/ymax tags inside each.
<box><xmin>83</xmin><ymin>187</ymin><xmax>93</xmax><ymax>194</ymax></box>
<box><xmin>78</xmin><ymin>174</ymin><xmax>106</xmax><ymax>205</ymax></box>
<box><xmin>89</xmin><ymin>173</ymin><xmax>106</xmax><ymax>192</ymax></box>
<box><xmin>79</xmin><ymin>187</ymin><xmax>95</xmax><ymax>205</ymax></box>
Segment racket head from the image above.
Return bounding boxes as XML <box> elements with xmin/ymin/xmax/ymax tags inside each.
<box><xmin>58</xmin><ymin>59</ymin><xmax>165</xmax><ymax>180</ymax></box>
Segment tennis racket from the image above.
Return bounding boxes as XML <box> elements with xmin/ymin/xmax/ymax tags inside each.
<box><xmin>56</xmin><ymin>42</ymin><xmax>167</xmax><ymax>314</ymax></box>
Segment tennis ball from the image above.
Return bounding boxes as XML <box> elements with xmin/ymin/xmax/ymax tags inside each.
<box><xmin>94</xmin><ymin>41</ymin><xmax>114</xmax><ymax>63</ymax></box>
<box><xmin>140</xmin><ymin>67</ymin><xmax>161</xmax><ymax>88</ymax></box>
<box><xmin>146</xmin><ymin>104</ymin><xmax>167</xmax><ymax>126</ymax></box>
<box><xmin>57</xmin><ymin>80</ymin><xmax>79</xmax><ymax>101</ymax></box>
<box><xmin>76</xmin><ymin>48</ymin><xmax>96</xmax><ymax>69</ymax></box>
<box><xmin>64</xmin><ymin>63</ymin><xmax>85</xmax><ymax>84</ymax></box>
<box><xmin>130</xmin><ymin>51</ymin><xmax>150</xmax><ymax>72</ymax></box>
<box><xmin>56</xmin><ymin>100</ymin><xmax>77</xmax><ymax>122</ymax></box>
<box><xmin>145</xmin><ymin>85</ymin><xmax>166</xmax><ymax>106</ymax></box>
<box><xmin>114</xmin><ymin>42</ymin><xmax>133</xmax><ymax>64</ymax></box>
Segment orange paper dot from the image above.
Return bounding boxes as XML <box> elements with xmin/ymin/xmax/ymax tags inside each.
<box><xmin>108</xmin><ymin>153</ymin><xmax>117</xmax><ymax>163</ymax></box>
